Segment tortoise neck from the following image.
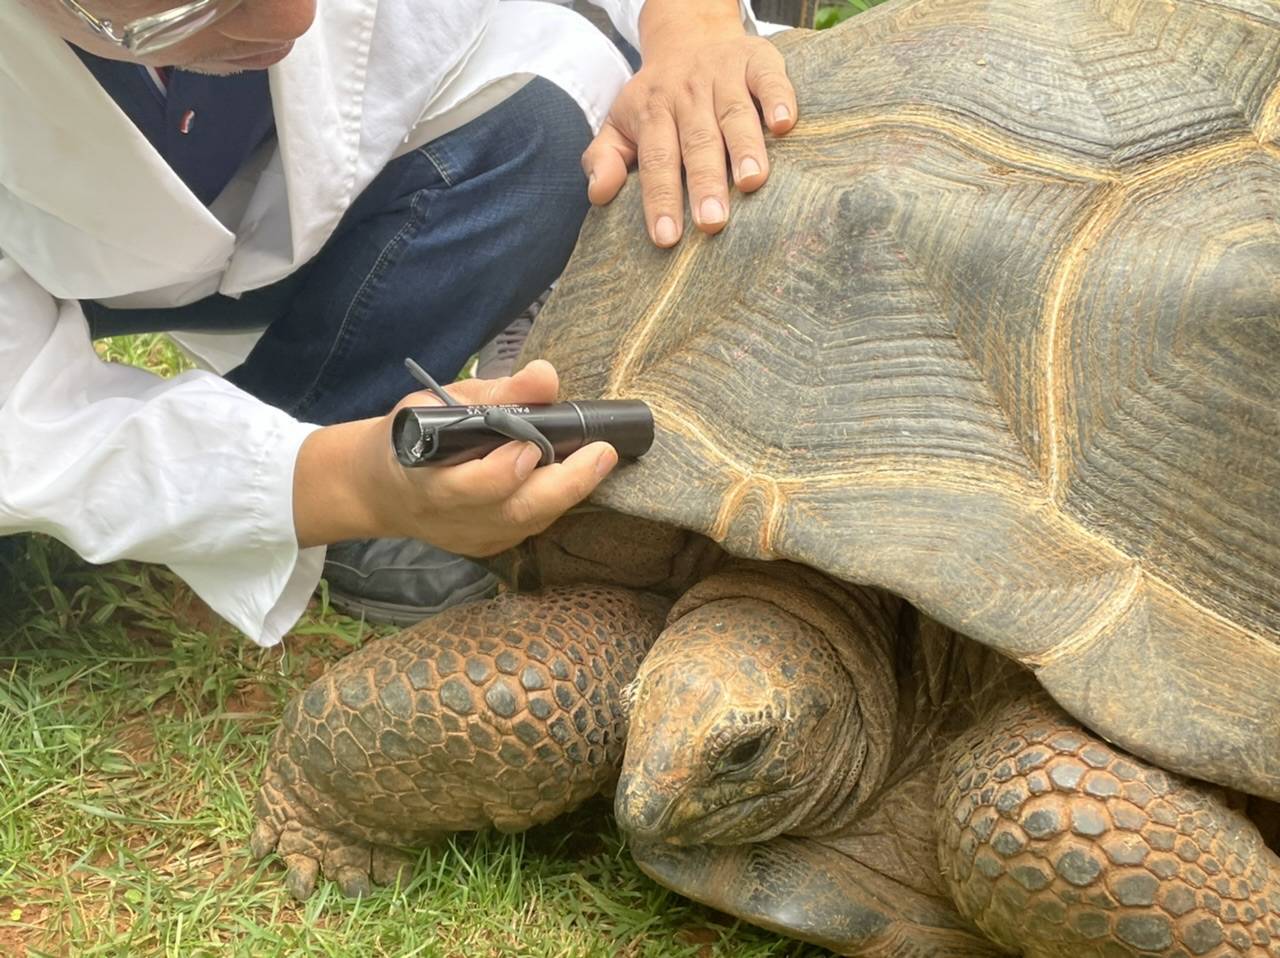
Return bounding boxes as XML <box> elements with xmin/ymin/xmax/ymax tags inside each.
<box><xmin>496</xmin><ymin>512</ymin><xmax>725</xmax><ymax>595</ymax></box>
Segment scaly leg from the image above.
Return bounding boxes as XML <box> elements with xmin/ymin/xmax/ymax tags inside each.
<box><xmin>936</xmin><ymin>695</ymin><xmax>1280</xmax><ymax>956</ymax></box>
<box><xmin>251</xmin><ymin>585</ymin><xmax>668</xmax><ymax>898</ymax></box>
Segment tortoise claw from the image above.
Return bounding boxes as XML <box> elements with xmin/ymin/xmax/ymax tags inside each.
<box><xmin>336</xmin><ymin>866</ymin><xmax>372</xmax><ymax>899</ymax></box>
<box><xmin>249</xmin><ymin>818</ymin><xmax>279</xmax><ymax>861</ymax></box>
<box><xmin>371</xmin><ymin>846</ymin><xmax>416</xmax><ymax>889</ymax></box>
<box><xmin>283</xmin><ymin>853</ymin><xmax>320</xmax><ymax>901</ymax></box>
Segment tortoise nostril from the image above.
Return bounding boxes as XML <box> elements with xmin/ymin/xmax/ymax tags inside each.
<box><xmin>614</xmin><ymin>779</ymin><xmax>676</xmax><ymax>838</ymax></box>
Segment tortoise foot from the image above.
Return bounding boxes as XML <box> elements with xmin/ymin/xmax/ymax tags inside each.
<box><xmin>266</xmin><ymin>819</ymin><xmax>411</xmax><ymax>900</ymax></box>
<box><xmin>937</xmin><ymin>696</ymin><xmax>1280</xmax><ymax>957</ymax></box>
<box><xmin>249</xmin><ymin>743</ymin><xmax>301</xmax><ymax>860</ymax></box>
<box><xmin>250</xmin><ymin>760</ymin><xmax>415</xmax><ymax>900</ymax></box>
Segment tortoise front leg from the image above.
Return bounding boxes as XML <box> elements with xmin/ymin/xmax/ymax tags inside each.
<box><xmin>936</xmin><ymin>696</ymin><xmax>1280</xmax><ymax>957</ymax></box>
<box><xmin>251</xmin><ymin>585</ymin><xmax>668</xmax><ymax>899</ymax></box>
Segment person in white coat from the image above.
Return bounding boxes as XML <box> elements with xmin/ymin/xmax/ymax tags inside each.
<box><xmin>0</xmin><ymin>0</ymin><xmax>796</xmax><ymax>646</ymax></box>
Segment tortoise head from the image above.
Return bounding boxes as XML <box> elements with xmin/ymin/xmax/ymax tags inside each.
<box><xmin>616</xmin><ymin>593</ymin><xmax>865</xmax><ymax>846</ymax></box>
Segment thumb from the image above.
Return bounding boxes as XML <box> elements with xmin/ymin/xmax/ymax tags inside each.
<box><xmin>451</xmin><ymin>358</ymin><xmax>560</xmax><ymax>405</ymax></box>
<box><xmin>582</xmin><ymin>120</ymin><xmax>636</xmax><ymax>206</ymax></box>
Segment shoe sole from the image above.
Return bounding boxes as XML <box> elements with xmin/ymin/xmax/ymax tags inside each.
<box><xmin>327</xmin><ymin>573</ymin><xmax>500</xmax><ymax>627</ymax></box>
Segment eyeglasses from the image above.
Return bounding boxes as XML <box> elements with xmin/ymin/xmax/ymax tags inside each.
<box><xmin>59</xmin><ymin>0</ymin><xmax>244</xmax><ymax>56</ymax></box>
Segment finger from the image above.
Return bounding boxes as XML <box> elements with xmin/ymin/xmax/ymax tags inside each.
<box><xmin>582</xmin><ymin>120</ymin><xmax>636</xmax><ymax>206</ymax></box>
<box><xmin>449</xmin><ymin>359</ymin><xmax>559</xmax><ymax>405</ymax></box>
<box><xmin>745</xmin><ymin>43</ymin><xmax>797</xmax><ymax>136</ymax></box>
<box><xmin>500</xmin><ymin>441</ymin><xmax>619</xmax><ymax>533</ymax></box>
<box><xmin>391</xmin><ymin>387</ymin><xmax>446</xmax><ymax>414</ymax></box>
<box><xmin>636</xmin><ymin>98</ymin><xmax>685</xmax><ymax>248</ymax></box>
<box><xmin>676</xmin><ymin>84</ymin><xmax>731</xmax><ymax>236</ymax></box>
<box><xmin>713</xmin><ymin>76</ymin><xmax>769</xmax><ymax>194</ymax></box>
<box><xmin>432</xmin><ymin>441</ymin><xmax>542</xmax><ymax>507</ymax></box>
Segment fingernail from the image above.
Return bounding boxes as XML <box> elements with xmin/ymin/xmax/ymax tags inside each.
<box><xmin>699</xmin><ymin>197</ymin><xmax>726</xmax><ymax>226</ymax></box>
<box><xmin>654</xmin><ymin>215</ymin><xmax>679</xmax><ymax>246</ymax></box>
<box><xmin>773</xmin><ymin>104</ymin><xmax>791</xmax><ymax>125</ymax></box>
<box><xmin>738</xmin><ymin>156</ymin><xmax>761</xmax><ymax>180</ymax></box>
<box><xmin>595</xmin><ymin>448</ymin><xmax>616</xmax><ymax>478</ymax></box>
<box><xmin>515</xmin><ymin>443</ymin><xmax>540</xmax><ymax>479</ymax></box>
<box><xmin>588</xmin><ymin>170</ymin><xmax>596</xmax><ymax>189</ymax></box>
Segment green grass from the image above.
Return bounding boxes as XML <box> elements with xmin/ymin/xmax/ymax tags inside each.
<box><xmin>0</xmin><ymin>337</ymin><xmax>829</xmax><ymax>956</ymax></box>
<box><xmin>816</xmin><ymin>0</ymin><xmax>889</xmax><ymax>29</ymax></box>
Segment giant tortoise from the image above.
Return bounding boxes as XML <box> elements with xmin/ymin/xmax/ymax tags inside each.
<box><xmin>250</xmin><ymin>0</ymin><xmax>1280</xmax><ymax>951</ymax></box>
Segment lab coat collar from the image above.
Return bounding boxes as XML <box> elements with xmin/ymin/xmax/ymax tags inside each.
<box><xmin>0</xmin><ymin>1</ymin><xmax>233</xmax><ymax>299</ymax></box>
<box><xmin>0</xmin><ymin>0</ymin><xmax>494</xmax><ymax>298</ymax></box>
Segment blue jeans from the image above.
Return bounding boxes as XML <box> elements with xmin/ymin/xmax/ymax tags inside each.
<box><xmin>84</xmin><ymin>78</ymin><xmax>593</xmax><ymax>425</ymax></box>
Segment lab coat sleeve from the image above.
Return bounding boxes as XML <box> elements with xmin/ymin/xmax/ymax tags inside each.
<box><xmin>588</xmin><ymin>0</ymin><xmax>765</xmax><ymax>53</ymax></box>
<box><xmin>0</xmin><ymin>256</ymin><xmax>324</xmax><ymax>647</ymax></box>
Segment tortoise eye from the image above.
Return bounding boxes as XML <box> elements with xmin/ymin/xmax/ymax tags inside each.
<box><xmin>718</xmin><ymin>731</ymin><xmax>771</xmax><ymax>773</ymax></box>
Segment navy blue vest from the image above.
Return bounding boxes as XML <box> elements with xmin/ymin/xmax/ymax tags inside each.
<box><xmin>73</xmin><ymin>46</ymin><xmax>276</xmax><ymax>206</ymax></box>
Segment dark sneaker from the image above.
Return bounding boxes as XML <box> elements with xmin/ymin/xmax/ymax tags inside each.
<box><xmin>322</xmin><ymin>537</ymin><xmax>499</xmax><ymax>627</ymax></box>
<box><xmin>474</xmin><ymin>288</ymin><xmax>550</xmax><ymax>380</ymax></box>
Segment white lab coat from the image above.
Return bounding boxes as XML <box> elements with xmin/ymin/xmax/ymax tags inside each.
<box><xmin>0</xmin><ymin>0</ymin><xmax>764</xmax><ymax>646</ymax></box>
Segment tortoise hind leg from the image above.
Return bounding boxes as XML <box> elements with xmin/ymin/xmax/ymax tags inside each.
<box><xmin>936</xmin><ymin>695</ymin><xmax>1280</xmax><ymax>957</ymax></box>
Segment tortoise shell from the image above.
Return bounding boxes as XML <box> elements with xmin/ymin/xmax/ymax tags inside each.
<box><xmin>524</xmin><ymin>0</ymin><xmax>1280</xmax><ymax>798</ymax></box>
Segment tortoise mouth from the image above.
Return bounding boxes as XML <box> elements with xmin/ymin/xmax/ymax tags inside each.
<box><xmin>663</xmin><ymin>781</ymin><xmax>812</xmax><ymax>845</ymax></box>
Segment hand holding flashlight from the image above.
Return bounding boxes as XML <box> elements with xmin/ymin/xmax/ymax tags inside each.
<box><xmin>294</xmin><ymin>358</ymin><xmax>627</xmax><ymax>556</ymax></box>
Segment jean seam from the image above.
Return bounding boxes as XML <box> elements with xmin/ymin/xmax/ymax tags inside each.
<box><xmin>290</xmin><ymin>187</ymin><xmax>434</xmax><ymax>417</ymax></box>
<box><xmin>417</xmin><ymin>143</ymin><xmax>456</xmax><ymax>187</ymax></box>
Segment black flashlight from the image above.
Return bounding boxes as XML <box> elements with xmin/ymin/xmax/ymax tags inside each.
<box><xmin>392</xmin><ymin>399</ymin><xmax>654</xmax><ymax>467</ymax></box>
<box><xmin>392</xmin><ymin>357</ymin><xmax>654</xmax><ymax>468</ymax></box>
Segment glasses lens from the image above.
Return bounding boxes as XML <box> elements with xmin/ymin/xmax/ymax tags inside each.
<box><xmin>125</xmin><ymin>0</ymin><xmax>239</xmax><ymax>55</ymax></box>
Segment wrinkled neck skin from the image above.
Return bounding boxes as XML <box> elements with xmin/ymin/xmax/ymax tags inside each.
<box><xmin>617</xmin><ymin>562</ymin><xmax>905</xmax><ymax>845</ymax></box>
<box><xmin>886</xmin><ymin>607</ymin><xmax>1029</xmax><ymax>780</ymax></box>
<box><xmin>491</xmin><ymin>511</ymin><xmax>726</xmax><ymax>597</ymax></box>
<box><xmin>810</xmin><ymin>593</ymin><xmax>1028</xmax><ymax>840</ymax></box>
